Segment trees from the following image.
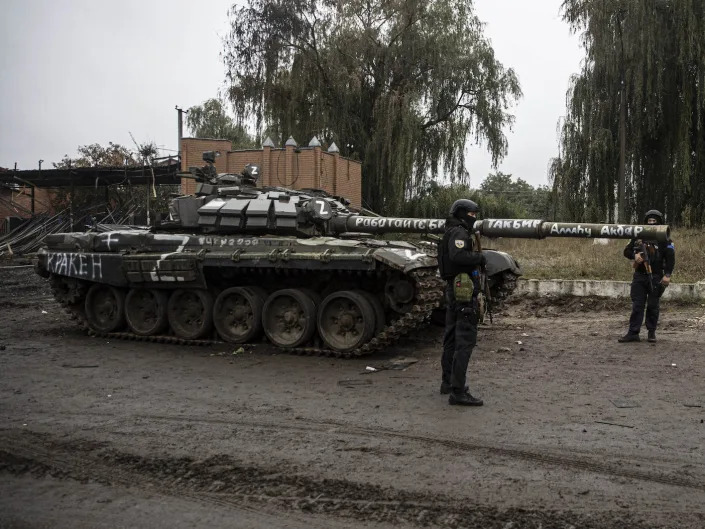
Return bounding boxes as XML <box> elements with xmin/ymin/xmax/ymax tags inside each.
<box><xmin>186</xmin><ymin>99</ymin><xmax>256</xmax><ymax>149</ymax></box>
<box><xmin>402</xmin><ymin>172</ymin><xmax>551</xmax><ymax>220</ymax></box>
<box><xmin>223</xmin><ymin>0</ymin><xmax>521</xmax><ymax>214</ymax></box>
<box><xmin>552</xmin><ymin>0</ymin><xmax>705</xmax><ymax>225</ymax></box>
<box><xmin>53</xmin><ymin>142</ymin><xmax>139</xmax><ymax>169</ymax></box>
<box><xmin>480</xmin><ymin>172</ymin><xmax>552</xmax><ymax>219</ymax></box>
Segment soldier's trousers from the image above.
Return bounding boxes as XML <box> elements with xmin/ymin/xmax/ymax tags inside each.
<box><xmin>628</xmin><ymin>273</ymin><xmax>662</xmax><ymax>334</ymax></box>
<box><xmin>441</xmin><ymin>285</ymin><xmax>478</xmax><ymax>393</ymax></box>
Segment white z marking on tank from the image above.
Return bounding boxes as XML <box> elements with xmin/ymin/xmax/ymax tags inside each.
<box><xmin>151</xmin><ymin>236</ymin><xmax>190</xmax><ymax>281</ymax></box>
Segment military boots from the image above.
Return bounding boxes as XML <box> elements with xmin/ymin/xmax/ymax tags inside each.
<box><xmin>618</xmin><ymin>333</ymin><xmax>640</xmax><ymax>343</ymax></box>
<box><xmin>448</xmin><ymin>392</ymin><xmax>483</xmax><ymax>406</ymax></box>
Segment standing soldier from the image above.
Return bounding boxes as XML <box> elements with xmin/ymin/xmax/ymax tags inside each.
<box><xmin>437</xmin><ymin>199</ymin><xmax>486</xmax><ymax>406</ymax></box>
<box><xmin>618</xmin><ymin>209</ymin><xmax>675</xmax><ymax>343</ymax></box>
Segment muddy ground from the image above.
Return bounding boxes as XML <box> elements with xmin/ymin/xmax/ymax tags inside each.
<box><xmin>1</xmin><ymin>265</ymin><xmax>704</xmax><ymax>529</ymax></box>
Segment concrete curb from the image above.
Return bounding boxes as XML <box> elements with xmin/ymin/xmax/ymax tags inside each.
<box><xmin>515</xmin><ymin>279</ymin><xmax>705</xmax><ymax>300</ymax></box>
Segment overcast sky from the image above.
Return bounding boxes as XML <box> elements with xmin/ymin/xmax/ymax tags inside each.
<box><xmin>0</xmin><ymin>0</ymin><xmax>583</xmax><ymax>188</ymax></box>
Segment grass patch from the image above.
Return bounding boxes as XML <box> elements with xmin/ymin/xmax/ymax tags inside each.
<box><xmin>484</xmin><ymin>228</ymin><xmax>705</xmax><ymax>283</ymax></box>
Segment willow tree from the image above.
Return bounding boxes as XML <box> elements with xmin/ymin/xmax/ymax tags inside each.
<box><xmin>552</xmin><ymin>0</ymin><xmax>705</xmax><ymax>225</ymax></box>
<box><xmin>223</xmin><ymin>0</ymin><xmax>521</xmax><ymax>214</ymax></box>
<box><xmin>186</xmin><ymin>99</ymin><xmax>256</xmax><ymax>149</ymax></box>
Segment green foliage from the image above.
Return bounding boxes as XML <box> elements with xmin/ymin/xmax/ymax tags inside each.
<box><xmin>223</xmin><ymin>0</ymin><xmax>521</xmax><ymax>214</ymax></box>
<box><xmin>402</xmin><ymin>173</ymin><xmax>552</xmax><ymax>219</ymax></box>
<box><xmin>186</xmin><ymin>98</ymin><xmax>257</xmax><ymax>149</ymax></box>
<box><xmin>479</xmin><ymin>172</ymin><xmax>553</xmax><ymax>219</ymax></box>
<box><xmin>53</xmin><ymin>142</ymin><xmax>140</xmax><ymax>169</ymax></box>
<box><xmin>552</xmin><ymin>0</ymin><xmax>705</xmax><ymax>226</ymax></box>
<box><xmin>401</xmin><ymin>182</ymin><xmax>474</xmax><ymax>219</ymax></box>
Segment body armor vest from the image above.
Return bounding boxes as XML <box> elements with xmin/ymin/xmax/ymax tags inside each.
<box><xmin>438</xmin><ymin>225</ymin><xmax>473</xmax><ymax>280</ymax></box>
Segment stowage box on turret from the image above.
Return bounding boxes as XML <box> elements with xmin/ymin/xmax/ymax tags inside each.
<box><xmin>35</xmin><ymin>152</ymin><xmax>671</xmax><ymax>357</ymax></box>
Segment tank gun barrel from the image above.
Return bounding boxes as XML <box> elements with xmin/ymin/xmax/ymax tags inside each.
<box><xmin>330</xmin><ymin>216</ymin><xmax>446</xmax><ymax>235</ymax></box>
<box><xmin>476</xmin><ymin>219</ymin><xmax>670</xmax><ymax>242</ymax></box>
<box><xmin>330</xmin><ymin>216</ymin><xmax>670</xmax><ymax>242</ymax></box>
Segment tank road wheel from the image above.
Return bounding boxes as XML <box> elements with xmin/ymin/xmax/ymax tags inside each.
<box><xmin>385</xmin><ymin>278</ymin><xmax>415</xmax><ymax>314</ymax></box>
<box><xmin>167</xmin><ymin>289</ymin><xmax>214</xmax><ymax>339</ymax></box>
<box><xmin>262</xmin><ymin>289</ymin><xmax>317</xmax><ymax>348</ymax></box>
<box><xmin>85</xmin><ymin>284</ymin><xmax>126</xmax><ymax>333</ymax></box>
<box><xmin>317</xmin><ymin>290</ymin><xmax>376</xmax><ymax>353</ymax></box>
<box><xmin>125</xmin><ymin>288</ymin><xmax>169</xmax><ymax>336</ymax></box>
<box><xmin>213</xmin><ymin>287</ymin><xmax>265</xmax><ymax>343</ymax></box>
<box><xmin>355</xmin><ymin>290</ymin><xmax>386</xmax><ymax>335</ymax></box>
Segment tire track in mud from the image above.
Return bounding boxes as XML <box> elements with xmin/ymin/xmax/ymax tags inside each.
<box><xmin>130</xmin><ymin>413</ymin><xmax>705</xmax><ymax>493</ymax></box>
<box><xmin>0</xmin><ymin>433</ymin><xmax>333</xmax><ymax>529</ymax></box>
<box><xmin>21</xmin><ymin>410</ymin><xmax>705</xmax><ymax>493</ymax></box>
<box><xmin>0</xmin><ymin>429</ymin><xmax>666</xmax><ymax>529</ymax></box>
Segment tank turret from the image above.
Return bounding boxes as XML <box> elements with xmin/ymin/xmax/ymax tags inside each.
<box><xmin>166</xmin><ymin>153</ymin><xmax>670</xmax><ymax>243</ymax></box>
<box><xmin>35</xmin><ymin>154</ymin><xmax>671</xmax><ymax>357</ymax></box>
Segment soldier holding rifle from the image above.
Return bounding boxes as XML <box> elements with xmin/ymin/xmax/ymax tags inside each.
<box><xmin>437</xmin><ymin>199</ymin><xmax>486</xmax><ymax>406</ymax></box>
<box><xmin>618</xmin><ymin>210</ymin><xmax>675</xmax><ymax>343</ymax></box>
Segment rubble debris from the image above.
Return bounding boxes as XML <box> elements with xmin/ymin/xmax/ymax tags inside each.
<box><xmin>362</xmin><ymin>357</ymin><xmax>418</xmax><ymax>374</ymax></box>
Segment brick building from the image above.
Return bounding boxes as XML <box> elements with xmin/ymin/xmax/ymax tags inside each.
<box><xmin>0</xmin><ymin>184</ymin><xmax>56</xmax><ymax>231</ymax></box>
<box><xmin>180</xmin><ymin>136</ymin><xmax>362</xmax><ymax>208</ymax></box>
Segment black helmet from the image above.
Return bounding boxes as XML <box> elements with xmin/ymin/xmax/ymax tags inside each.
<box><xmin>450</xmin><ymin>199</ymin><xmax>480</xmax><ymax>219</ymax></box>
<box><xmin>643</xmin><ymin>209</ymin><xmax>664</xmax><ymax>224</ymax></box>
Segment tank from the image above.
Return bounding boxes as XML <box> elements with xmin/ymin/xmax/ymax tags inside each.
<box><xmin>35</xmin><ymin>152</ymin><xmax>671</xmax><ymax>357</ymax></box>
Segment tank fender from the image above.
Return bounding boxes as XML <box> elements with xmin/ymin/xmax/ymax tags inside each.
<box><xmin>93</xmin><ymin>231</ymin><xmax>150</xmax><ymax>252</ymax></box>
<box><xmin>372</xmin><ymin>247</ymin><xmax>437</xmax><ymax>273</ymax></box>
<box><xmin>43</xmin><ymin>232</ymin><xmax>97</xmax><ymax>251</ymax></box>
<box><xmin>482</xmin><ymin>250</ymin><xmax>522</xmax><ymax>277</ymax></box>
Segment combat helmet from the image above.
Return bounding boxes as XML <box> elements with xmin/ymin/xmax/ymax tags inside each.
<box><xmin>450</xmin><ymin>199</ymin><xmax>479</xmax><ymax>219</ymax></box>
<box><xmin>643</xmin><ymin>209</ymin><xmax>664</xmax><ymax>224</ymax></box>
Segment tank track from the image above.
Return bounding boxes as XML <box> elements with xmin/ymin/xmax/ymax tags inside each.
<box><xmin>50</xmin><ymin>269</ymin><xmax>445</xmax><ymax>359</ymax></box>
<box><xmin>489</xmin><ymin>271</ymin><xmax>520</xmax><ymax>306</ymax></box>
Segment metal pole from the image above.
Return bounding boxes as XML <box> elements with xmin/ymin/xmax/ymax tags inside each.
<box><xmin>143</xmin><ymin>163</ymin><xmax>150</xmax><ymax>226</ymax></box>
<box><xmin>177</xmin><ymin>106</ymin><xmax>182</xmax><ymax>148</ymax></box>
<box><xmin>69</xmin><ymin>160</ymin><xmax>74</xmax><ymax>230</ymax></box>
<box><xmin>176</xmin><ymin>105</ymin><xmax>188</xmax><ymax>159</ymax></box>
<box><xmin>35</xmin><ymin>160</ymin><xmax>43</xmax><ymax>215</ymax></box>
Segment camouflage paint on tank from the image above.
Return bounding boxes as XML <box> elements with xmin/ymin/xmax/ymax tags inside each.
<box><xmin>37</xmin><ymin>229</ymin><xmax>438</xmax><ymax>289</ymax></box>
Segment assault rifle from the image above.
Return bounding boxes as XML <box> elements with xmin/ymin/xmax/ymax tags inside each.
<box><xmin>634</xmin><ymin>240</ymin><xmax>655</xmax><ymax>294</ymax></box>
<box><xmin>475</xmin><ymin>233</ymin><xmax>493</xmax><ymax>324</ymax></box>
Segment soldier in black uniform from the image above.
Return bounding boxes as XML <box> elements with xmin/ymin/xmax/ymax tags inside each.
<box><xmin>437</xmin><ymin>199</ymin><xmax>485</xmax><ymax>406</ymax></box>
<box><xmin>618</xmin><ymin>209</ymin><xmax>675</xmax><ymax>343</ymax></box>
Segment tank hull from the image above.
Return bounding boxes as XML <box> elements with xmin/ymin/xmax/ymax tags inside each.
<box><xmin>37</xmin><ymin>230</ymin><xmax>449</xmax><ymax>356</ymax></box>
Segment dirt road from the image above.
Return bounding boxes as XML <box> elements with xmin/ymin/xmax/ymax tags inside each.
<box><xmin>1</xmin><ymin>266</ymin><xmax>704</xmax><ymax>528</ymax></box>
